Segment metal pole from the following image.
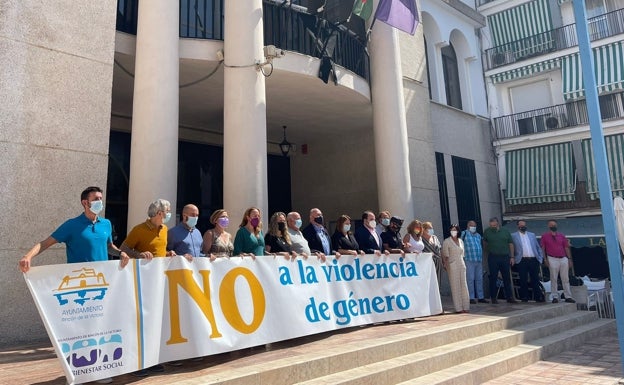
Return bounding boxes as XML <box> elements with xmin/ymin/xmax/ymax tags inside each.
<box><xmin>572</xmin><ymin>0</ymin><xmax>624</xmax><ymax>371</ymax></box>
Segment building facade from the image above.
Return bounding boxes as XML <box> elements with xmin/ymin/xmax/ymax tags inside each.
<box><xmin>2</xmin><ymin>0</ymin><xmax>499</xmax><ymax>346</ymax></box>
<box><xmin>478</xmin><ymin>0</ymin><xmax>624</xmax><ymax>278</ymax></box>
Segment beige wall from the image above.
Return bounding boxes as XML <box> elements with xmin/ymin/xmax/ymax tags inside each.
<box><xmin>290</xmin><ymin>130</ymin><xmax>379</xmax><ymax>229</ymax></box>
<box><xmin>430</xmin><ymin>102</ymin><xmax>501</xmax><ymax>226</ymax></box>
<box><xmin>0</xmin><ymin>0</ymin><xmax>118</xmax><ymax>346</ymax></box>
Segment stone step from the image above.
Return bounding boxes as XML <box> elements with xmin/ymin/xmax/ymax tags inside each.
<box><xmin>397</xmin><ymin>318</ymin><xmax>615</xmax><ymax>385</ymax></box>
<box><xmin>171</xmin><ymin>304</ymin><xmax>583</xmax><ymax>385</ymax></box>
<box><xmin>293</xmin><ymin>309</ymin><xmax>602</xmax><ymax>385</ymax></box>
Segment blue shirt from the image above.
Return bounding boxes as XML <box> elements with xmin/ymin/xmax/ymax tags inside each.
<box><xmin>167</xmin><ymin>223</ymin><xmax>203</xmax><ymax>257</ymax></box>
<box><xmin>51</xmin><ymin>213</ymin><xmax>112</xmax><ymax>264</ymax></box>
<box><xmin>315</xmin><ymin>225</ymin><xmax>331</xmax><ymax>255</ymax></box>
<box><xmin>461</xmin><ymin>230</ymin><xmax>483</xmax><ymax>262</ymax></box>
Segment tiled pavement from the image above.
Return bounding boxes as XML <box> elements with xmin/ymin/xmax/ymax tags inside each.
<box><xmin>1</xmin><ymin>297</ymin><xmax>622</xmax><ymax>385</ymax></box>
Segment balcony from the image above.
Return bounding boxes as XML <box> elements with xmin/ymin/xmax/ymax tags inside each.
<box><xmin>115</xmin><ymin>0</ymin><xmax>369</xmax><ymax>80</ymax></box>
<box><xmin>484</xmin><ymin>8</ymin><xmax>624</xmax><ymax>70</ymax></box>
<box><xmin>492</xmin><ymin>90</ymin><xmax>624</xmax><ymax>139</ymax></box>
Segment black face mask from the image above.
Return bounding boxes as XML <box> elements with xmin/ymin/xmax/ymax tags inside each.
<box><xmin>519</xmin><ymin>226</ymin><xmax>527</xmax><ymax>232</ymax></box>
<box><xmin>549</xmin><ymin>226</ymin><xmax>557</xmax><ymax>232</ymax></box>
<box><xmin>278</xmin><ymin>222</ymin><xmax>286</xmax><ymax>232</ymax></box>
<box><xmin>314</xmin><ymin>216</ymin><xmax>324</xmax><ymax>225</ymax></box>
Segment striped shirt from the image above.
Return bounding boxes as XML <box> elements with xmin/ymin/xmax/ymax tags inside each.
<box><xmin>461</xmin><ymin>230</ymin><xmax>483</xmax><ymax>262</ymax></box>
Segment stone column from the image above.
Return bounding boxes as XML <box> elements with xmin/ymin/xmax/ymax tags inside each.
<box><xmin>369</xmin><ymin>16</ymin><xmax>414</xmax><ymax>219</ymax></box>
<box><xmin>127</xmin><ymin>0</ymin><xmax>179</xmax><ymax>227</ymax></box>
<box><xmin>222</xmin><ymin>0</ymin><xmax>269</xmax><ymax>220</ymax></box>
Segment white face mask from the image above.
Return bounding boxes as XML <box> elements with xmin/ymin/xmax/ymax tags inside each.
<box><xmin>369</xmin><ymin>220</ymin><xmax>377</xmax><ymax>229</ymax></box>
<box><xmin>381</xmin><ymin>218</ymin><xmax>390</xmax><ymax>227</ymax></box>
<box><xmin>469</xmin><ymin>226</ymin><xmax>477</xmax><ymax>233</ymax></box>
<box><xmin>450</xmin><ymin>230</ymin><xmax>458</xmax><ymax>237</ymax></box>
<box><xmin>186</xmin><ymin>216</ymin><xmax>198</xmax><ymax>228</ymax></box>
<box><xmin>163</xmin><ymin>212</ymin><xmax>172</xmax><ymax>224</ymax></box>
<box><xmin>89</xmin><ymin>200</ymin><xmax>103</xmax><ymax>215</ymax></box>
<box><xmin>427</xmin><ymin>229</ymin><xmax>435</xmax><ymax>236</ymax></box>
<box><xmin>343</xmin><ymin>224</ymin><xmax>351</xmax><ymax>232</ymax></box>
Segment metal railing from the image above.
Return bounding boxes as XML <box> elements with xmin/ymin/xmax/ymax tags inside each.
<box><xmin>115</xmin><ymin>0</ymin><xmax>369</xmax><ymax>80</ymax></box>
<box><xmin>484</xmin><ymin>8</ymin><xmax>624</xmax><ymax>70</ymax></box>
<box><xmin>493</xmin><ymin>91</ymin><xmax>624</xmax><ymax>139</ymax></box>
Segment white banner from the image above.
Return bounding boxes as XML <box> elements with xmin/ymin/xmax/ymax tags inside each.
<box><xmin>24</xmin><ymin>253</ymin><xmax>442</xmax><ymax>384</ymax></box>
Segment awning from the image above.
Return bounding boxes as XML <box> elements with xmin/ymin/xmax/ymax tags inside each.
<box><xmin>487</xmin><ymin>0</ymin><xmax>553</xmax><ymax>47</ymax></box>
<box><xmin>491</xmin><ymin>58</ymin><xmax>560</xmax><ymax>84</ymax></box>
<box><xmin>582</xmin><ymin>133</ymin><xmax>624</xmax><ymax>200</ymax></box>
<box><xmin>562</xmin><ymin>41</ymin><xmax>624</xmax><ymax>100</ymax></box>
<box><xmin>505</xmin><ymin>142</ymin><xmax>576</xmax><ymax>205</ymax></box>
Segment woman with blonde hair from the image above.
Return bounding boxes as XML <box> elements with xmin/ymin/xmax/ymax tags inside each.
<box><xmin>202</xmin><ymin>209</ymin><xmax>234</xmax><ymax>260</ymax></box>
<box><xmin>422</xmin><ymin>221</ymin><xmax>443</xmax><ymax>285</ymax></box>
<box><xmin>233</xmin><ymin>207</ymin><xmax>264</xmax><ymax>257</ymax></box>
<box><xmin>265</xmin><ymin>212</ymin><xmax>295</xmax><ymax>259</ymax></box>
<box><xmin>403</xmin><ymin>219</ymin><xmax>425</xmax><ymax>254</ymax></box>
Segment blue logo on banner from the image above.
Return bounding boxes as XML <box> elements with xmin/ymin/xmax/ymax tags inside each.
<box><xmin>63</xmin><ymin>334</ymin><xmax>124</xmax><ymax>372</ymax></box>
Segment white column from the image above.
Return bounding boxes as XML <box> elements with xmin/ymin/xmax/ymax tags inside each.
<box><xmin>223</xmin><ymin>0</ymin><xmax>268</xmax><ymax>220</ymax></box>
<box><xmin>127</xmin><ymin>0</ymin><xmax>179</xmax><ymax>228</ymax></box>
<box><xmin>369</xmin><ymin>19</ymin><xmax>414</xmax><ymax>220</ymax></box>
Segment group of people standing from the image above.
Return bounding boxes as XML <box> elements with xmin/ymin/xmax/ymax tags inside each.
<box><xmin>449</xmin><ymin>216</ymin><xmax>577</xmax><ymax>314</ymax></box>
<box><xmin>19</xmin><ymin>187</ymin><xmax>577</xmax><ymax>373</ymax></box>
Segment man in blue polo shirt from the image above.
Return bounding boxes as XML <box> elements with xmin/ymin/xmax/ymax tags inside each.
<box><xmin>18</xmin><ymin>186</ymin><xmax>130</xmax><ymax>272</ymax></box>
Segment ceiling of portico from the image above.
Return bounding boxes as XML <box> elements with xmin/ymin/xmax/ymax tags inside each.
<box><xmin>110</xmin><ymin>52</ymin><xmax>373</xmax><ymax>147</ymax></box>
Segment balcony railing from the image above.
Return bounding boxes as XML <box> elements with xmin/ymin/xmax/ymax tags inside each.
<box><xmin>493</xmin><ymin>90</ymin><xmax>624</xmax><ymax>139</ymax></box>
<box><xmin>484</xmin><ymin>8</ymin><xmax>624</xmax><ymax>70</ymax></box>
<box><xmin>116</xmin><ymin>0</ymin><xmax>369</xmax><ymax>81</ymax></box>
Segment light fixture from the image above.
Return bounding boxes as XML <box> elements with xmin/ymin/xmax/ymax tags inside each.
<box><xmin>279</xmin><ymin>125</ymin><xmax>292</xmax><ymax>157</ymax></box>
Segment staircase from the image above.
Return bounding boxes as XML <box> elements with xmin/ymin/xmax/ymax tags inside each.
<box><xmin>169</xmin><ymin>302</ymin><xmax>613</xmax><ymax>385</ymax></box>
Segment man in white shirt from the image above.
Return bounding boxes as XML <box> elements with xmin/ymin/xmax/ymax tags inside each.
<box><xmin>511</xmin><ymin>220</ymin><xmax>545</xmax><ymax>302</ymax></box>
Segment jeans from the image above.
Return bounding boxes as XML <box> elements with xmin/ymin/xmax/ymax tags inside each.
<box><xmin>465</xmin><ymin>260</ymin><xmax>484</xmax><ymax>300</ymax></box>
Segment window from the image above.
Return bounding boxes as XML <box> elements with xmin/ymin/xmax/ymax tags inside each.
<box><xmin>586</xmin><ymin>0</ymin><xmax>608</xmax><ymax>40</ymax></box>
<box><xmin>452</xmin><ymin>157</ymin><xmax>482</xmax><ymax>232</ymax></box>
<box><xmin>441</xmin><ymin>43</ymin><xmax>462</xmax><ymax>109</ymax></box>
<box><xmin>435</xmin><ymin>152</ymin><xmax>451</xmax><ymax>238</ymax></box>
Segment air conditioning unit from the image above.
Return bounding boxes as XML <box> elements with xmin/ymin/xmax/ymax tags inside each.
<box><xmin>492</xmin><ymin>52</ymin><xmax>507</xmax><ymax>66</ymax></box>
<box><xmin>545</xmin><ymin>114</ymin><xmax>568</xmax><ymax>129</ymax></box>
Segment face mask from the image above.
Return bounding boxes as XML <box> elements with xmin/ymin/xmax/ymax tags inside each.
<box><xmin>549</xmin><ymin>226</ymin><xmax>557</xmax><ymax>232</ymax></box>
<box><xmin>217</xmin><ymin>217</ymin><xmax>229</xmax><ymax>228</ymax></box>
<box><xmin>295</xmin><ymin>219</ymin><xmax>302</xmax><ymax>229</ymax></box>
<box><xmin>89</xmin><ymin>200</ymin><xmax>103</xmax><ymax>215</ymax></box>
<box><xmin>186</xmin><ymin>216</ymin><xmax>198</xmax><ymax>228</ymax></box>
<box><xmin>314</xmin><ymin>216</ymin><xmax>324</xmax><ymax>225</ymax></box>
<box><xmin>369</xmin><ymin>220</ymin><xmax>377</xmax><ymax>228</ymax></box>
<box><xmin>250</xmin><ymin>217</ymin><xmax>260</xmax><ymax>227</ymax></box>
<box><xmin>343</xmin><ymin>224</ymin><xmax>351</xmax><ymax>232</ymax></box>
<box><xmin>381</xmin><ymin>218</ymin><xmax>390</xmax><ymax>227</ymax></box>
<box><xmin>414</xmin><ymin>229</ymin><xmax>421</xmax><ymax>235</ymax></box>
<box><xmin>163</xmin><ymin>212</ymin><xmax>172</xmax><ymax>224</ymax></box>
<box><xmin>278</xmin><ymin>222</ymin><xmax>286</xmax><ymax>232</ymax></box>
<box><xmin>450</xmin><ymin>230</ymin><xmax>458</xmax><ymax>237</ymax></box>
<box><xmin>469</xmin><ymin>226</ymin><xmax>477</xmax><ymax>233</ymax></box>
<box><xmin>519</xmin><ymin>226</ymin><xmax>527</xmax><ymax>232</ymax></box>
<box><xmin>427</xmin><ymin>229</ymin><xmax>435</xmax><ymax>236</ymax></box>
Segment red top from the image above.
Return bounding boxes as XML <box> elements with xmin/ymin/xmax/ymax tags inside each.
<box><xmin>540</xmin><ymin>232</ymin><xmax>569</xmax><ymax>257</ymax></box>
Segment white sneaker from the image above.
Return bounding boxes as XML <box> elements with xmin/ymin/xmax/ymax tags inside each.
<box><xmin>96</xmin><ymin>378</ymin><xmax>113</xmax><ymax>384</ymax></box>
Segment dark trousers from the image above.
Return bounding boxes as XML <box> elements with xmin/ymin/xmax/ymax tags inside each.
<box><xmin>517</xmin><ymin>257</ymin><xmax>543</xmax><ymax>301</ymax></box>
<box><xmin>489</xmin><ymin>254</ymin><xmax>513</xmax><ymax>300</ymax></box>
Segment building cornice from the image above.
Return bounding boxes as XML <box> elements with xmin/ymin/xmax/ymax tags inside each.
<box><xmin>439</xmin><ymin>0</ymin><xmax>486</xmax><ymax>26</ymax></box>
